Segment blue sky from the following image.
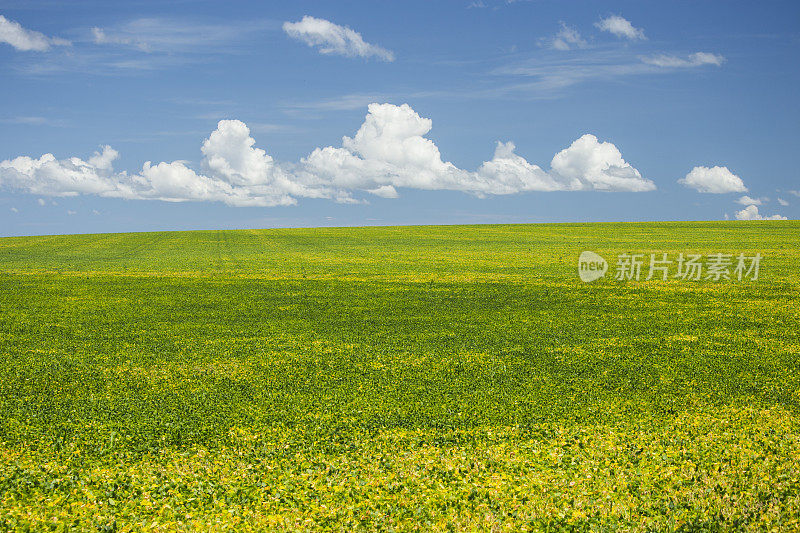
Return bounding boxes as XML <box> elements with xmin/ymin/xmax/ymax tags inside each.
<box><xmin>0</xmin><ymin>0</ymin><xmax>798</xmax><ymax>236</ymax></box>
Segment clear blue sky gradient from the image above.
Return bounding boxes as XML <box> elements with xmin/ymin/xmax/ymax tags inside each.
<box><xmin>1</xmin><ymin>0</ymin><xmax>798</xmax><ymax>236</ymax></box>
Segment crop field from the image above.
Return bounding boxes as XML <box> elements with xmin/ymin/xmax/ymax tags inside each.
<box><xmin>0</xmin><ymin>221</ymin><xmax>799</xmax><ymax>531</ymax></box>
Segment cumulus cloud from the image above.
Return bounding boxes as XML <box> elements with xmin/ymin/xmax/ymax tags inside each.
<box><xmin>594</xmin><ymin>16</ymin><xmax>645</xmax><ymax>40</ymax></box>
<box><xmin>283</xmin><ymin>16</ymin><xmax>394</xmax><ymax>61</ymax></box>
<box><xmin>641</xmin><ymin>52</ymin><xmax>725</xmax><ymax>68</ymax></box>
<box><xmin>0</xmin><ymin>14</ymin><xmax>70</xmax><ymax>51</ymax></box>
<box><xmin>550</xmin><ymin>134</ymin><xmax>654</xmax><ymax>191</ymax></box>
<box><xmin>679</xmin><ymin>166</ymin><xmax>746</xmax><ymax>193</ymax></box>
<box><xmin>0</xmin><ymin>103</ymin><xmax>656</xmax><ymax>207</ymax></box>
<box><xmin>304</xmin><ymin>104</ymin><xmax>653</xmax><ymax>195</ymax></box>
<box><xmin>734</xmin><ymin>204</ymin><xmax>787</xmax><ymax>221</ymax></box>
<box><xmin>551</xmin><ymin>22</ymin><xmax>587</xmax><ymax>51</ymax></box>
<box><xmin>736</xmin><ymin>195</ymin><xmax>764</xmax><ymax>206</ymax></box>
<box><xmin>777</xmin><ymin>198</ymin><xmax>789</xmax><ymax>206</ymax></box>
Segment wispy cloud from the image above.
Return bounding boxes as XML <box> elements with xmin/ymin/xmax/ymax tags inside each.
<box><xmin>283</xmin><ymin>93</ymin><xmax>391</xmax><ymax>112</ymax></box>
<box><xmin>90</xmin><ymin>18</ymin><xmax>273</xmax><ymax>54</ymax></box>
<box><xmin>0</xmin><ymin>14</ymin><xmax>70</xmax><ymax>51</ymax></box>
<box><xmin>549</xmin><ymin>22</ymin><xmax>588</xmax><ymax>51</ymax></box>
<box><xmin>0</xmin><ymin>116</ymin><xmax>66</xmax><ymax>126</ymax></box>
<box><xmin>283</xmin><ymin>16</ymin><xmax>394</xmax><ymax>61</ymax></box>
<box><xmin>640</xmin><ymin>52</ymin><xmax>725</xmax><ymax>68</ymax></box>
<box><xmin>13</xmin><ymin>17</ymin><xmax>276</xmax><ymax>75</ymax></box>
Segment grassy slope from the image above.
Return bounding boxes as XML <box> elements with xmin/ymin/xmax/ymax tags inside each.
<box><xmin>0</xmin><ymin>222</ymin><xmax>799</xmax><ymax>531</ymax></box>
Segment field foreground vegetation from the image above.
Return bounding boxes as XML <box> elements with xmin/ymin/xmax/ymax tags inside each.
<box><xmin>1</xmin><ymin>222</ymin><xmax>799</xmax><ymax>531</ymax></box>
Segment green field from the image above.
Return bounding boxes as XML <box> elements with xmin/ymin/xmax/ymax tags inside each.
<box><xmin>1</xmin><ymin>222</ymin><xmax>799</xmax><ymax>531</ymax></box>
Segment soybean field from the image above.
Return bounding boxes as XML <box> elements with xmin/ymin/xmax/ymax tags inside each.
<box><xmin>0</xmin><ymin>222</ymin><xmax>799</xmax><ymax>531</ymax></box>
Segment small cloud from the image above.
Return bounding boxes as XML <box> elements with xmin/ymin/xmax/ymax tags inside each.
<box><xmin>283</xmin><ymin>16</ymin><xmax>394</xmax><ymax>61</ymax></box>
<box><xmin>0</xmin><ymin>14</ymin><xmax>70</xmax><ymax>51</ymax></box>
<box><xmin>595</xmin><ymin>15</ymin><xmax>645</xmax><ymax>40</ymax></box>
<box><xmin>367</xmin><ymin>185</ymin><xmax>399</xmax><ymax>198</ymax></box>
<box><xmin>67</xmin><ymin>210</ymin><xmax>77</xmax><ymax>215</ymax></box>
<box><xmin>679</xmin><ymin>166</ymin><xmax>747</xmax><ymax>193</ymax></box>
<box><xmin>92</xmin><ymin>209</ymin><xmax>101</xmax><ymax>215</ymax></box>
<box><xmin>37</xmin><ymin>198</ymin><xmax>46</xmax><ymax>206</ymax></box>
<box><xmin>789</xmin><ymin>190</ymin><xmax>800</xmax><ymax>197</ymax></box>
<box><xmin>91</xmin><ymin>26</ymin><xmax>147</xmax><ymax>51</ymax></box>
<box><xmin>10</xmin><ymin>207</ymin><xmax>19</xmax><ymax>213</ymax></box>
<box><xmin>550</xmin><ymin>22</ymin><xmax>587</xmax><ymax>51</ymax></box>
<box><xmin>736</xmin><ymin>195</ymin><xmax>764</xmax><ymax>206</ymax></box>
<box><xmin>641</xmin><ymin>52</ymin><xmax>725</xmax><ymax>68</ymax></box>
<box><xmin>0</xmin><ymin>116</ymin><xmax>65</xmax><ymax>127</ymax></box>
<box><xmin>777</xmin><ymin>198</ymin><xmax>789</xmax><ymax>206</ymax></box>
<box><xmin>735</xmin><ymin>204</ymin><xmax>787</xmax><ymax>221</ymax></box>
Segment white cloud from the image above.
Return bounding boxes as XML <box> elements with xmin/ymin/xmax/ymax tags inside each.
<box><xmin>91</xmin><ymin>27</ymin><xmax>139</xmax><ymax>48</ymax></box>
<box><xmin>0</xmin><ymin>146</ymin><xmax>124</xmax><ymax>197</ymax></box>
<box><xmin>550</xmin><ymin>134</ymin><xmax>654</xmax><ymax>192</ymax></box>
<box><xmin>790</xmin><ymin>190</ymin><xmax>800</xmax><ymax>197</ymax></box>
<box><xmin>0</xmin><ymin>103</ymin><xmax>656</xmax><ymax>207</ymax></box>
<box><xmin>736</xmin><ymin>195</ymin><xmax>764</xmax><ymax>206</ymax></box>
<box><xmin>90</xmin><ymin>18</ymin><xmax>265</xmax><ymax>54</ymax></box>
<box><xmin>476</xmin><ymin>141</ymin><xmax>567</xmax><ymax>193</ymax></box>
<box><xmin>37</xmin><ymin>198</ymin><xmax>46</xmax><ymax>206</ymax></box>
<box><xmin>367</xmin><ymin>185</ymin><xmax>399</xmax><ymax>198</ymax></box>
<box><xmin>777</xmin><ymin>198</ymin><xmax>789</xmax><ymax>206</ymax></box>
<box><xmin>10</xmin><ymin>207</ymin><xmax>18</xmax><ymax>213</ymax></box>
<box><xmin>283</xmin><ymin>16</ymin><xmax>394</xmax><ymax>61</ymax></box>
<box><xmin>0</xmin><ymin>116</ymin><xmax>65</xmax><ymax>126</ymax></box>
<box><xmin>551</xmin><ymin>22</ymin><xmax>587</xmax><ymax>51</ymax></box>
<box><xmin>734</xmin><ymin>204</ymin><xmax>787</xmax><ymax>221</ymax></box>
<box><xmin>679</xmin><ymin>166</ymin><xmax>747</xmax><ymax>193</ymax></box>
<box><xmin>67</xmin><ymin>210</ymin><xmax>76</xmax><ymax>216</ymax></box>
<box><xmin>641</xmin><ymin>52</ymin><xmax>725</xmax><ymax>68</ymax></box>
<box><xmin>0</xmin><ymin>14</ymin><xmax>69</xmax><ymax>51</ymax></box>
<box><xmin>594</xmin><ymin>16</ymin><xmax>645</xmax><ymax>40</ymax></box>
<box><xmin>304</xmin><ymin>104</ymin><xmax>654</xmax><ymax>195</ymax></box>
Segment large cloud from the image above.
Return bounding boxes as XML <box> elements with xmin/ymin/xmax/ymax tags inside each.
<box><xmin>305</xmin><ymin>104</ymin><xmax>653</xmax><ymax>195</ymax></box>
<box><xmin>0</xmin><ymin>14</ymin><xmax>70</xmax><ymax>51</ymax></box>
<box><xmin>283</xmin><ymin>16</ymin><xmax>394</xmax><ymax>61</ymax></box>
<box><xmin>679</xmin><ymin>166</ymin><xmax>747</xmax><ymax>193</ymax></box>
<box><xmin>0</xmin><ymin>103</ymin><xmax>656</xmax><ymax>206</ymax></box>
